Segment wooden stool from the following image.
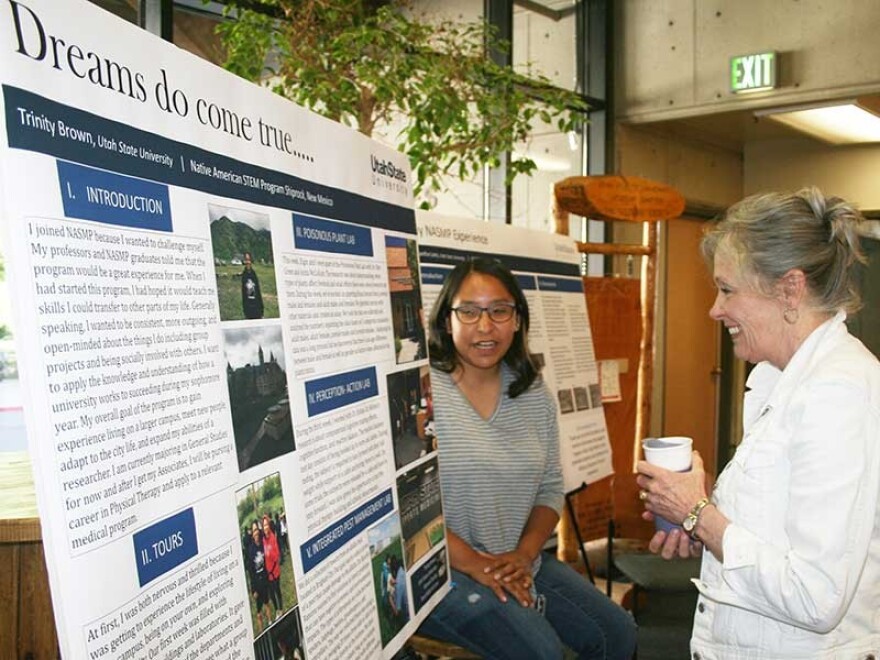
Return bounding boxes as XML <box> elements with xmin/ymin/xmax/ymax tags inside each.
<box><xmin>408</xmin><ymin>633</ymin><xmax>481</xmax><ymax>659</ymax></box>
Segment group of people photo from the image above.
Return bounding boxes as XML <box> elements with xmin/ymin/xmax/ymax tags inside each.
<box><xmin>237</xmin><ymin>475</ymin><xmax>296</xmax><ymax>637</ymax></box>
<box><xmin>242</xmin><ymin>511</ymin><xmax>291</xmax><ymax>634</ymax></box>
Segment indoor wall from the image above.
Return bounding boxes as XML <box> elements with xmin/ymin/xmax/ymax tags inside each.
<box><xmin>745</xmin><ymin>138</ymin><xmax>880</xmax><ymax>207</ymax></box>
<box><xmin>616</xmin><ymin>0</ymin><xmax>880</xmax><ymax>125</ymax></box>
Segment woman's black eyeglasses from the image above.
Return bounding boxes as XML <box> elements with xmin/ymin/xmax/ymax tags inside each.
<box><xmin>450</xmin><ymin>303</ymin><xmax>517</xmax><ymax>324</ymax></box>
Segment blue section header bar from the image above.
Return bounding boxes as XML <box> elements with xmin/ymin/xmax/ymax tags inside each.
<box><xmin>3</xmin><ymin>85</ymin><xmax>414</xmax><ymax>235</ymax></box>
<box><xmin>537</xmin><ymin>276</ymin><xmax>584</xmax><ymax>293</ymax></box>
<box><xmin>300</xmin><ymin>490</ymin><xmax>394</xmax><ymax>572</ymax></box>
<box><xmin>132</xmin><ymin>508</ymin><xmax>198</xmax><ymax>587</ymax></box>
<box><xmin>516</xmin><ymin>274</ymin><xmax>537</xmax><ymax>291</ymax></box>
<box><xmin>57</xmin><ymin>161</ymin><xmax>172</xmax><ymax>232</ymax></box>
<box><xmin>418</xmin><ymin>244</ymin><xmax>579</xmax><ymax>278</ymax></box>
<box><xmin>420</xmin><ymin>266</ymin><xmax>451</xmax><ymax>286</ymax></box>
<box><xmin>293</xmin><ymin>213</ymin><xmax>373</xmax><ymax>256</ymax></box>
<box><xmin>304</xmin><ymin>366</ymin><xmax>378</xmax><ymax>417</ymax></box>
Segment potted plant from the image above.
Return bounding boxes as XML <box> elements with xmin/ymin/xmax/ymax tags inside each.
<box><xmin>216</xmin><ymin>0</ymin><xmax>588</xmax><ymax>206</ymax></box>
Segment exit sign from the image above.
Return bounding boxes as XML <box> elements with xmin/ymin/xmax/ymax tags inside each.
<box><xmin>730</xmin><ymin>52</ymin><xmax>777</xmax><ymax>93</ymax></box>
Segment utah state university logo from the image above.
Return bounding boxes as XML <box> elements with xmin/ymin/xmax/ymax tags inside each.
<box><xmin>370</xmin><ymin>155</ymin><xmax>408</xmax><ymax>194</ymax></box>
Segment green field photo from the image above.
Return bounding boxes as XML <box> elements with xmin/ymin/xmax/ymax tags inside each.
<box><xmin>215</xmin><ymin>262</ymin><xmax>279</xmax><ymax>321</ymax></box>
<box><xmin>208</xmin><ymin>205</ymin><xmax>279</xmax><ymax>321</ymax></box>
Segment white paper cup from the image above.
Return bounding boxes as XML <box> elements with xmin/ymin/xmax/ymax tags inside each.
<box><xmin>642</xmin><ymin>436</ymin><xmax>693</xmax><ymax>471</ymax></box>
<box><xmin>642</xmin><ymin>436</ymin><xmax>693</xmax><ymax>532</ymax></box>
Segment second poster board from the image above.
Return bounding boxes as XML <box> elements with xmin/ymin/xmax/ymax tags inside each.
<box><xmin>416</xmin><ymin>212</ymin><xmax>614</xmax><ymax>492</ymax></box>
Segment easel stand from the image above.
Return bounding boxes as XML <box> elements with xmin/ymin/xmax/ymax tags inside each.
<box><xmin>565</xmin><ymin>482</ymin><xmax>617</xmax><ymax>598</ymax></box>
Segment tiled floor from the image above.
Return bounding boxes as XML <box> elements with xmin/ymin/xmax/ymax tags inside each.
<box><xmin>593</xmin><ymin>570</ymin><xmax>696</xmax><ymax>660</ymax></box>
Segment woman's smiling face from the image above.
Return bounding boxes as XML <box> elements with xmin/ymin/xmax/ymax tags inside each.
<box><xmin>709</xmin><ymin>249</ymin><xmax>789</xmax><ymax>368</ymax></box>
<box><xmin>448</xmin><ymin>272</ymin><xmax>518</xmax><ymax>375</ymax></box>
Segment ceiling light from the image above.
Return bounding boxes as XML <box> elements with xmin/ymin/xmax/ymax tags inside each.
<box><xmin>755</xmin><ymin>101</ymin><xmax>880</xmax><ymax>144</ymax></box>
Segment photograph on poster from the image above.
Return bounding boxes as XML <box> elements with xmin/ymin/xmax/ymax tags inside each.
<box><xmin>557</xmin><ymin>388</ymin><xmax>575</xmax><ymax>414</ymax></box>
<box><xmin>589</xmin><ymin>383</ymin><xmax>602</xmax><ymax>410</ymax></box>
<box><xmin>237</xmin><ymin>473</ymin><xmax>297</xmax><ymax>637</ymax></box>
<box><xmin>254</xmin><ymin>605</ymin><xmax>306</xmax><ymax>660</ymax></box>
<box><xmin>387</xmin><ymin>365</ymin><xmax>434</xmax><ymax>470</ymax></box>
<box><xmin>210</xmin><ymin>204</ymin><xmax>279</xmax><ymax>321</ymax></box>
<box><xmin>385</xmin><ymin>236</ymin><xmax>426</xmax><ymax>364</ymax></box>
<box><xmin>368</xmin><ymin>513</ymin><xmax>410</xmax><ymax>647</ymax></box>
<box><xmin>573</xmin><ymin>386</ymin><xmax>590</xmax><ymax>411</ymax></box>
<box><xmin>223</xmin><ymin>324</ymin><xmax>294</xmax><ymax>471</ymax></box>
<box><xmin>410</xmin><ymin>546</ymin><xmax>449</xmax><ymax>615</ymax></box>
<box><xmin>396</xmin><ymin>457</ymin><xmax>444</xmax><ymax>567</ymax></box>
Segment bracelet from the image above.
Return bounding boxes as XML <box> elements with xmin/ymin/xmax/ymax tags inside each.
<box><xmin>682</xmin><ymin>497</ymin><xmax>711</xmax><ymax>541</ymax></box>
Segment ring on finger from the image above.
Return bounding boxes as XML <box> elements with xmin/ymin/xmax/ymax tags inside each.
<box><xmin>639</xmin><ymin>490</ymin><xmax>649</xmax><ymax>502</ymax></box>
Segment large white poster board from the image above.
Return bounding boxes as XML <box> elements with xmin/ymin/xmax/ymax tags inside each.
<box><xmin>0</xmin><ymin>1</ymin><xmax>449</xmax><ymax>658</ymax></box>
<box><xmin>416</xmin><ymin>212</ymin><xmax>614</xmax><ymax>491</ymax></box>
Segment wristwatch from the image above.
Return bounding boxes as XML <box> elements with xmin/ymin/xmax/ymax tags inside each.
<box><xmin>682</xmin><ymin>498</ymin><xmax>710</xmax><ymax>541</ymax></box>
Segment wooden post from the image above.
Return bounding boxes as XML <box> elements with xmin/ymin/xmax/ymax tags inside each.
<box><xmin>551</xmin><ymin>186</ymin><xmax>570</xmax><ymax>236</ymax></box>
<box><xmin>558</xmin><ymin>503</ymin><xmax>578</xmax><ymax>563</ymax></box>
<box><xmin>636</xmin><ymin>221</ymin><xmax>659</xmax><ymax>462</ymax></box>
<box><xmin>552</xmin><ymin>177</ymin><xmax>684</xmax><ymax>562</ymax></box>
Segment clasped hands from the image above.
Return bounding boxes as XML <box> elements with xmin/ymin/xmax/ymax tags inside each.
<box><xmin>469</xmin><ymin>548</ymin><xmax>535</xmax><ymax>607</ymax></box>
<box><xmin>637</xmin><ymin>451</ymin><xmax>708</xmax><ymax>560</ymax></box>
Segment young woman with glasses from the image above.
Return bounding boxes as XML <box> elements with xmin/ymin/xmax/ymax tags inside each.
<box><xmin>416</xmin><ymin>257</ymin><xmax>636</xmax><ymax>659</ymax></box>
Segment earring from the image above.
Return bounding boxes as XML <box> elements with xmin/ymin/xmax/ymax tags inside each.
<box><xmin>783</xmin><ymin>307</ymin><xmax>799</xmax><ymax>325</ymax></box>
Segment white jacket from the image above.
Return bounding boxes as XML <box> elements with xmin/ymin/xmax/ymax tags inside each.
<box><xmin>691</xmin><ymin>312</ymin><xmax>880</xmax><ymax>659</ymax></box>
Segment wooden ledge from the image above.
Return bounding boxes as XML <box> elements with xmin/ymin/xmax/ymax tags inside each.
<box><xmin>0</xmin><ymin>516</ymin><xmax>42</xmax><ymax>544</ymax></box>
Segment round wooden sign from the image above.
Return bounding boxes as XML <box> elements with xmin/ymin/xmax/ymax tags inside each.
<box><xmin>554</xmin><ymin>175</ymin><xmax>685</xmax><ymax>222</ymax></box>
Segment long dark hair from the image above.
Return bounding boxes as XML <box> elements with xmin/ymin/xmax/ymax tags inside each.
<box><xmin>428</xmin><ymin>257</ymin><xmax>538</xmax><ymax>398</ymax></box>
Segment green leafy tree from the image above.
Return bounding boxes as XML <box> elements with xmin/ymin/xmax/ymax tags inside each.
<box><xmin>216</xmin><ymin>0</ymin><xmax>588</xmax><ymax>204</ymax></box>
<box><xmin>261</xmin><ymin>474</ymin><xmax>281</xmax><ymax>501</ymax></box>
